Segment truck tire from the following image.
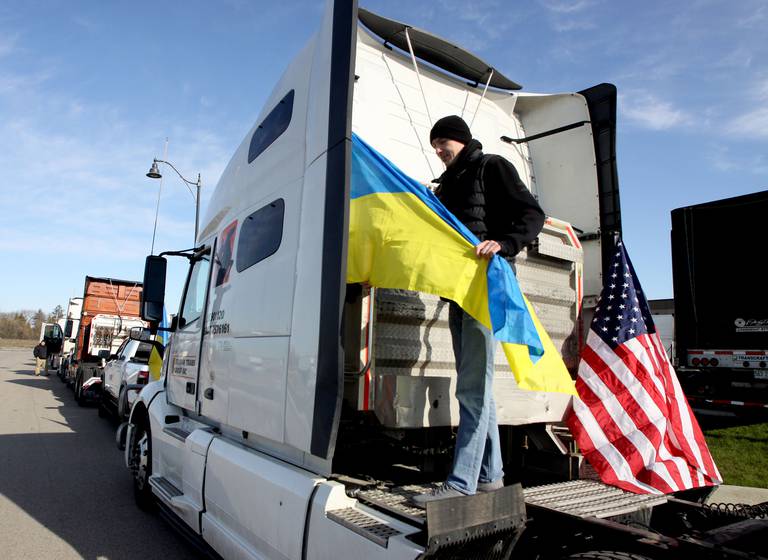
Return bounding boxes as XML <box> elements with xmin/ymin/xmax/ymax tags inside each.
<box><xmin>117</xmin><ymin>386</ymin><xmax>129</xmax><ymax>421</ymax></box>
<box><xmin>129</xmin><ymin>413</ymin><xmax>154</xmax><ymax>511</ymax></box>
<box><xmin>563</xmin><ymin>552</ymin><xmax>652</xmax><ymax>560</ymax></box>
<box><xmin>74</xmin><ymin>371</ymin><xmax>85</xmax><ymax>406</ymax></box>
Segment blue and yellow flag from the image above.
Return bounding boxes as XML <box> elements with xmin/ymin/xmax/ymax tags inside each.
<box><xmin>348</xmin><ymin>133</ymin><xmax>575</xmax><ymax>395</ymax></box>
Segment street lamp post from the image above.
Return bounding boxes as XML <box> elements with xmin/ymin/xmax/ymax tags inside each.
<box><xmin>146</xmin><ymin>159</ymin><xmax>202</xmax><ymax>243</ymax></box>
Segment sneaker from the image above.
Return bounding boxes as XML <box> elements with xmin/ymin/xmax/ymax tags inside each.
<box><xmin>476</xmin><ymin>479</ymin><xmax>504</xmax><ymax>493</ymax></box>
<box><xmin>411</xmin><ymin>483</ymin><xmax>466</xmax><ymax>509</ymax></box>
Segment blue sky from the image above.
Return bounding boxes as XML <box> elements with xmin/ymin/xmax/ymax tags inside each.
<box><xmin>1</xmin><ymin>0</ymin><xmax>766</xmax><ymax>315</ymax></box>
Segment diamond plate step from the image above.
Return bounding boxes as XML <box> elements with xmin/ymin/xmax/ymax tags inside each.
<box><xmin>327</xmin><ymin>507</ymin><xmax>402</xmax><ymax>547</ymax></box>
<box><xmin>524</xmin><ymin>480</ymin><xmax>667</xmax><ymax>518</ymax></box>
<box><xmin>355</xmin><ymin>484</ymin><xmax>433</xmax><ymax>525</ymax></box>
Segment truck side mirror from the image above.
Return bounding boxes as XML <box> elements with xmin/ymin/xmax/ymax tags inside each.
<box><xmin>142</xmin><ymin>255</ymin><xmax>167</xmax><ymax>323</ymax></box>
<box><xmin>129</xmin><ymin>326</ymin><xmax>153</xmax><ymax>341</ymax></box>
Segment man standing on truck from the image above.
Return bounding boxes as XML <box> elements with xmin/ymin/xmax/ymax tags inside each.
<box><xmin>412</xmin><ymin>116</ymin><xmax>545</xmax><ymax>507</ymax></box>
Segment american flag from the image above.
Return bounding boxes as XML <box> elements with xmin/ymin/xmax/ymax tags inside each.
<box><xmin>567</xmin><ymin>238</ymin><xmax>721</xmax><ymax>494</ymax></box>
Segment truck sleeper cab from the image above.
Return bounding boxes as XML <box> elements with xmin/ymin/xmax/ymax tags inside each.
<box><xmin>121</xmin><ymin>3</ymin><xmax>683</xmax><ymax>559</ymax></box>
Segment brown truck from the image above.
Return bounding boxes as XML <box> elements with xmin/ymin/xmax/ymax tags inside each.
<box><xmin>67</xmin><ymin>276</ymin><xmax>146</xmax><ymax>404</ymax></box>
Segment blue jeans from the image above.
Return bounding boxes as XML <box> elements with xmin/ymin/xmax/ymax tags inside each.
<box><xmin>446</xmin><ymin>303</ymin><xmax>504</xmax><ymax>494</ymax></box>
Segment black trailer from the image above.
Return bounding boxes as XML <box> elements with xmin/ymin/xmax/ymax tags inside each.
<box><xmin>671</xmin><ymin>190</ymin><xmax>768</xmax><ymax>406</ymax></box>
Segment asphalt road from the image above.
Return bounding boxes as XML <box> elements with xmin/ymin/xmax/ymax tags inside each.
<box><xmin>0</xmin><ymin>348</ymin><xmax>201</xmax><ymax>559</ymax></box>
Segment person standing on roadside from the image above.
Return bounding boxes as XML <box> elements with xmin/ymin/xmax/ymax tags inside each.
<box><xmin>412</xmin><ymin>116</ymin><xmax>545</xmax><ymax>508</ymax></box>
<box><xmin>33</xmin><ymin>340</ymin><xmax>48</xmax><ymax>376</ymax></box>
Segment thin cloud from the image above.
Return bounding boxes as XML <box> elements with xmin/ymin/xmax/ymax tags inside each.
<box><xmin>552</xmin><ymin>18</ymin><xmax>596</xmax><ymax>32</ymax></box>
<box><xmin>0</xmin><ymin>33</ymin><xmax>18</xmax><ymax>57</ymax></box>
<box><xmin>737</xmin><ymin>3</ymin><xmax>767</xmax><ymax>27</ymax></box>
<box><xmin>619</xmin><ymin>91</ymin><xmax>693</xmax><ymax>130</ymax></box>
<box><xmin>71</xmin><ymin>15</ymin><xmax>100</xmax><ymax>32</ymax></box>
<box><xmin>539</xmin><ymin>0</ymin><xmax>595</xmax><ymax>14</ymax></box>
<box><xmin>726</xmin><ymin>77</ymin><xmax>768</xmax><ymax>139</ymax></box>
<box><xmin>727</xmin><ymin>107</ymin><xmax>768</xmax><ymax>139</ymax></box>
<box><xmin>711</xmin><ymin>145</ymin><xmax>768</xmax><ymax>175</ymax></box>
<box><xmin>714</xmin><ymin>47</ymin><xmax>754</xmax><ymax>70</ymax></box>
<box><xmin>0</xmin><ymin>64</ymin><xmax>231</xmax><ymax>274</ymax></box>
<box><xmin>538</xmin><ymin>0</ymin><xmax>598</xmax><ymax>33</ymax></box>
<box><xmin>0</xmin><ymin>70</ymin><xmax>51</xmax><ymax>94</ymax></box>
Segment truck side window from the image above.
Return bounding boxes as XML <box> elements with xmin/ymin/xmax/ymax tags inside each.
<box><xmin>236</xmin><ymin>199</ymin><xmax>285</xmax><ymax>272</ymax></box>
<box><xmin>247</xmin><ymin>90</ymin><xmax>294</xmax><ymax>163</ymax></box>
<box><xmin>179</xmin><ymin>255</ymin><xmax>211</xmax><ymax>328</ymax></box>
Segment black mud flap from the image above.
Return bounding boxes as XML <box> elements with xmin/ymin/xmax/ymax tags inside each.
<box><xmin>420</xmin><ymin>484</ymin><xmax>526</xmax><ymax>559</ymax></box>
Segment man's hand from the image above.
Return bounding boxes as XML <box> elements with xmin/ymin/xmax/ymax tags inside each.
<box><xmin>475</xmin><ymin>240</ymin><xmax>501</xmax><ymax>260</ymax></box>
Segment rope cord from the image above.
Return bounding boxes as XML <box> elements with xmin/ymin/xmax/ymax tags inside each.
<box><xmin>107</xmin><ymin>280</ymin><xmax>140</xmax><ymax>317</ymax></box>
<box><xmin>469</xmin><ymin>69</ymin><xmax>494</xmax><ymax>129</ymax></box>
<box><xmin>381</xmin><ymin>52</ymin><xmax>437</xmax><ymax>179</ymax></box>
<box><xmin>404</xmin><ymin>28</ymin><xmax>433</xmax><ymax>127</ymax></box>
<box><xmin>459</xmin><ymin>91</ymin><xmax>470</xmax><ymax>120</ymax></box>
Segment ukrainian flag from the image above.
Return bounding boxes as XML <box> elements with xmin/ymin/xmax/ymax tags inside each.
<box><xmin>348</xmin><ymin>133</ymin><xmax>575</xmax><ymax>395</ymax></box>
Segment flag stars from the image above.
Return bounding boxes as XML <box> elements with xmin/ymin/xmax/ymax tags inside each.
<box><xmin>619</xmin><ymin>304</ymin><xmax>625</xmax><ymax>309</ymax></box>
<box><xmin>608</xmin><ymin>294</ymin><xmax>615</xmax><ymax>300</ymax></box>
<box><xmin>616</xmin><ymin>315</ymin><xmax>623</xmax><ymax>320</ymax></box>
<box><xmin>612</xmin><ymin>337</ymin><xmax>618</xmax><ymax>342</ymax></box>
<box><xmin>630</xmin><ymin>317</ymin><xmax>638</xmax><ymax>323</ymax></box>
<box><xmin>611</xmin><ymin>273</ymin><xmax>618</xmax><ymax>278</ymax></box>
<box><xmin>621</xmin><ymin>293</ymin><xmax>628</xmax><ymax>299</ymax></box>
<box><xmin>601</xmin><ymin>327</ymin><xmax>608</xmax><ymax>332</ymax></box>
<box><xmin>628</xmin><ymin>328</ymin><xmax>635</xmax><ymax>334</ymax></box>
<box><xmin>610</xmin><ymin>283</ymin><xmax>616</xmax><ymax>289</ymax></box>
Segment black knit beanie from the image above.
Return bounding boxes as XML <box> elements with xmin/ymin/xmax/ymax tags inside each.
<box><xmin>429</xmin><ymin>115</ymin><xmax>472</xmax><ymax>145</ymax></box>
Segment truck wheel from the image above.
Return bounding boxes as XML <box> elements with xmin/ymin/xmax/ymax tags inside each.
<box><xmin>563</xmin><ymin>552</ymin><xmax>652</xmax><ymax>560</ymax></box>
<box><xmin>74</xmin><ymin>372</ymin><xmax>85</xmax><ymax>406</ymax></box>
<box><xmin>117</xmin><ymin>386</ymin><xmax>129</xmax><ymax>421</ymax></box>
<box><xmin>129</xmin><ymin>415</ymin><xmax>154</xmax><ymax>511</ymax></box>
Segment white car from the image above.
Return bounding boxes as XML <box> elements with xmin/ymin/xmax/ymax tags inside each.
<box><xmin>100</xmin><ymin>338</ymin><xmax>164</xmax><ymax>420</ymax></box>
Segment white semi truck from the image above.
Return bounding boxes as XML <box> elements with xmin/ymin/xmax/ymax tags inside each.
<box><xmin>123</xmin><ymin>3</ymin><xmax>767</xmax><ymax>559</ymax></box>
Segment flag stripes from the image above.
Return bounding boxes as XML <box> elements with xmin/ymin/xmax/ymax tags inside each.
<box><xmin>568</xmin><ymin>239</ymin><xmax>720</xmax><ymax>494</ymax></box>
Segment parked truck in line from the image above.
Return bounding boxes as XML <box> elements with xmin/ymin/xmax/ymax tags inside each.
<box><xmin>57</xmin><ymin>297</ymin><xmax>84</xmax><ymax>379</ymax></box>
<box><xmin>37</xmin><ymin>321</ymin><xmax>64</xmax><ymax>374</ymax></box>
<box><xmin>66</xmin><ymin>276</ymin><xmax>146</xmax><ymax>404</ymax></box>
<box><xmin>122</xmin><ymin>3</ymin><xmax>767</xmax><ymax>559</ymax></box>
<box><xmin>672</xmin><ymin>190</ymin><xmax>768</xmax><ymax>409</ymax></box>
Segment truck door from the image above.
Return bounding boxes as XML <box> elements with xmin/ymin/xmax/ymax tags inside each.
<box><xmin>167</xmin><ymin>248</ymin><xmax>212</xmax><ymax>412</ymax></box>
<box><xmin>197</xmin><ymin>225</ymin><xmax>235</xmax><ymax>425</ymax></box>
<box><xmin>104</xmin><ymin>338</ymin><xmax>130</xmax><ymax>398</ymax></box>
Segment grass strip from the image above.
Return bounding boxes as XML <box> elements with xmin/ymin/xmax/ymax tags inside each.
<box><xmin>704</xmin><ymin>421</ymin><xmax>768</xmax><ymax>488</ymax></box>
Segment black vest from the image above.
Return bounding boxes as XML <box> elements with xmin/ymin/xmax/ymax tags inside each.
<box><xmin>435</xmin><ymin>140</ymin><xmax>489</xmax><ymax>241</ymax></box>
